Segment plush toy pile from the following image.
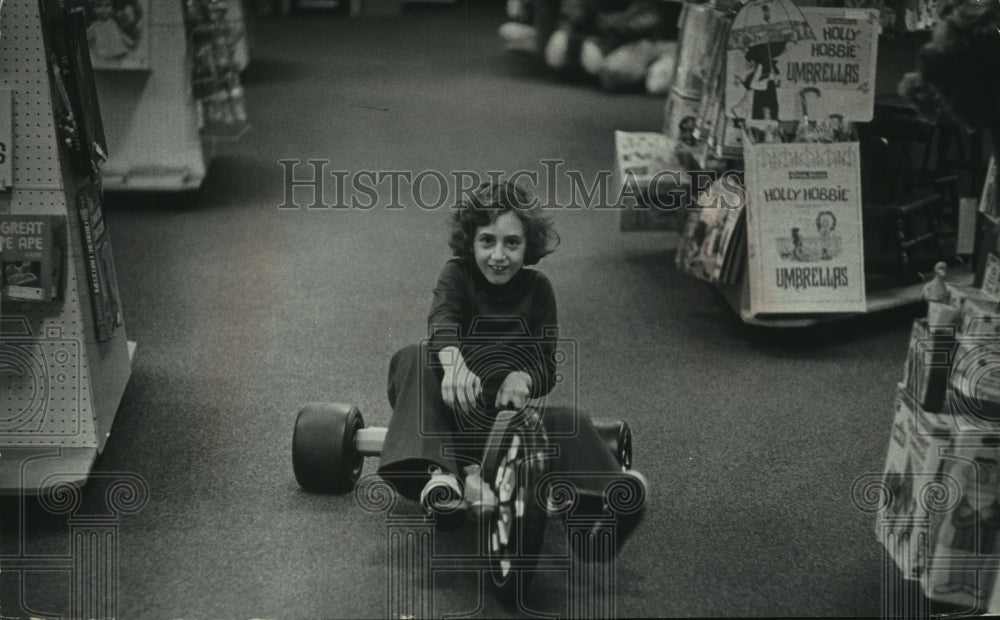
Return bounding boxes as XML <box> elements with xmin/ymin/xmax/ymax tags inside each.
<box><xmin>499</xmin><ymin>0</ymin><xmax>682</xmax><ymax>94</ymax></box>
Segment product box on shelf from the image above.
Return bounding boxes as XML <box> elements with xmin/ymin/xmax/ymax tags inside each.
<box><xmin>663</xmin><ymin>90</ymin><xmax>702</xmax><ymax>152</ymax></box>
<box><xmin>962</xmin><ymin>315</ymin><xmax>1000</xmax><ymax>337</ymax></box>
<box><xmin>902</xmin><ymin>319</ymin><xmax>957</xmax><ymax>413</ymax></box>
<box><xmin>921</xmin><ymin>438</ymin><xmax>1000</xmax><ymax>613</ymax></box>
<box><xmin>980</xmin><ymin>157</ymin><xmax>998</xmax><ymax>225</ymax></box>
<box><xmin>982</xmin><ymin>253</ymin><xmax>1000</xmax><ymax>301</ymax></box>
<box><xmin>948</xmin><ymin>283</ymin><xmax>1000</xmax><ymax>323</ymax></box>
<box><xmin>878</xmin><ymin>384</ymin><xmax>952</xmax><ymax>581</ymax></box>
<box><xmin>614</xmin><ymin>130</ymin><xmax>688</xmax><ymax>232</ymax></box>
<box><xmin>949</xmin><ymin>323</ymin><xmax>1000</xmax><ymax>428</ymax></box>
<box><xmin>877</xmin><ymin>384</ymin><xmax>1000</xmax><ymax>615</ymax></box>
<box><xmin>0</xmin><ymin>214</ymin><xmax>64</xmax><ymax>302</ymax></box>
<box><xmin>75</xmin><ymin>178</ymin><xmax>123</xmax><ymax>342</ymax></box>
<box><xmin>675</xmin><ymin>174</ymin><xmax>746</xmax><ymax>283</ymax></box>
<box><xmin>879</xmin><ymin>392</ymin><xmax>1000</xmax><ymax>613</ymax></box>
<box><xmin>671</xmin><ymin>1</ymin><xmax>726</xmax><ymax>99</ymax></box>
<box><xmin>44</xmin><ymin>0</ymin><xmax>108</xmax><ymax>176</ymax></box>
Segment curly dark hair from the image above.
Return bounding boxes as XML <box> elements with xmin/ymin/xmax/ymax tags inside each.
<box><xmin>448</xmin><ymin>181</ymin><xmax>560</xmax><ymax>266</ymax></box>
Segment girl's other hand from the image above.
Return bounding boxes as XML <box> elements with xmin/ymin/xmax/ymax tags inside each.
<box><xmin>496</xmin><ymin>371</ymin><xmax>531</xmax><ymax>411</ymax></box>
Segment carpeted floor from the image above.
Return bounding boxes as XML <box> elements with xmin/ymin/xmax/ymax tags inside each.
<box><xmin>2</xmin><ymin>2</ymin><xmax>924</xmax><ymax>617</ymax></box>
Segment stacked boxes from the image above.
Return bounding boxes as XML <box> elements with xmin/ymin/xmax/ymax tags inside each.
<box><xmin>879</xmin><ymin>290</ymin><xmax>1000</xmax><ymax>611</ymax></box>
<box><xmin>877</xmin><ymin>386</ymin><xmax>951</xmax><ymax>581</ymax></box>
<box><xmin>951</xmin><ymin>317</ymin><xmax>1000</xmax><ymax>430</ymax></box>
<box><xmin>878</xmin><ymin>385</ymin><xmax>1000</xmax><ymax>611</ymax></box>
<box><xmin>901</xmin><ymin>319</ymin><xmax>956</xmax><ymax>413</ymax></box>
<box><xmin>923</xmin><ymin>441</ymin><xmax>1000</xmax><ymax>610</ymax></box>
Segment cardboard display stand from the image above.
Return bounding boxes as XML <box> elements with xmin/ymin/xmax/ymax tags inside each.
<box><xmin>666</xmin><ymin>0</ymin><xmax>978</xmax><ymax>326</ymax></box>
<box><xmin>877</xmin><ymin>300</ymin><xmax>1000</xmax><ymax>613</ymax></box>
<box><xmin>0</xmin><ymin>0</ymin><xmax>133</xmax><ymax>493</ymax></box>
<box><xmin>742</xmin><ymin>139</ymin><xmax>868</xmax><ymax>315</ymax></box>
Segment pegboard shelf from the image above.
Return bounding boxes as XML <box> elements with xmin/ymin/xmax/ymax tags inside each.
<box><xmin>0</xmin><ymin>0</ymin><xmax>133</xmax><ymax>494</ymax></box>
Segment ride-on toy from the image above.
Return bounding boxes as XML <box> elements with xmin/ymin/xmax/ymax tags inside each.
<box><xmin>291</xmin><ymin>402</ymin><xmax>633</xmax><ymax>597</ymax></box>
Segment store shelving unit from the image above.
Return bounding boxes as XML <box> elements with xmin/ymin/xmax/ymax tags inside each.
<box><xmin>94</xmin><ymin>0</ymin><xmax>205</xmax><ymax>190</ymax></box>
<box><xmin>0</xmin><ymin>0</ymin><xmax>133</xmax><ymax>493</ymax></box>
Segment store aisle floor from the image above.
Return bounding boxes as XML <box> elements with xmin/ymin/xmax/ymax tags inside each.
<box><xmin>3</xmin><ymin>3</ymin><xmax>919</xmax><ymax>618</ymax></box>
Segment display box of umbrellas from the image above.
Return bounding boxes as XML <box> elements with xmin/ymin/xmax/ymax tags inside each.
<box><xmin>668</xmin><ymin>0</ymin><xmax>880</xmax><ymax>160</ymax></box>
<box><xmin>674</xmin><ymin>0</ymin><xmax>883</xmax><ymax>316</ymax></box>
<box><xmin>720</xmin><ymin>1</ymin><xmax>879</xmax><ymax>154</ymax></box>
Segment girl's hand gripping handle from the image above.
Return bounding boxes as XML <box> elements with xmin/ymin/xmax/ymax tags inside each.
<box><xmin>438</xmin><ymin>346</ymin><xmax>482</xmax><ymax>416</ymax></box>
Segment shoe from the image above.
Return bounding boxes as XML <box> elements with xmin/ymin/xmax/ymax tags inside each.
<box><xmin>420</xmin><ymin>468</ymin><xmax>465</xmax><ymax>529</ymax></box>
<box><xmin>462</xmin><ymin>464</ymin><xmax>498</xmax><ymax>521</ymax></box>
<box><xmin>569</xmin><ymin>470</ymin><xmax>647</xmax><ymax>562</ymax></box>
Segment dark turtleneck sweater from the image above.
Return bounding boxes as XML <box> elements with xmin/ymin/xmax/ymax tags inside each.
<box><xmin>427</xmin><ymin>257</ymin><xmax>558</xmax><ymax>398</ymax></box>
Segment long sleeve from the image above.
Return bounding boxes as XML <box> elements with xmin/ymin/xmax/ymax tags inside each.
<box><xmin>526</xmin><ymin>273</ymin><xmax>558</xmax><ymax>398</ymax></box>
<box><xmin>426</xmin><ymin>260</ymin><xmax>559</xmax><ymax>395</ymax></box>
<box><xmin>427</xmin><ymin>260</ymin><xmax>466</xmax><ymax>356</ymax></box>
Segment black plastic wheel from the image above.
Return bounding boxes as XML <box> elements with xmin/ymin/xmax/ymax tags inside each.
<box><xmin>292</xmin><ymin>402</ymin><xmax>365</xmax><ymax>493</ymax></box>
<box><xmin>482</xmin><ymin>411</ymin><xmax>549</xmax><ymax>600</ymax></box>
<box><xmin>592</xmin><ymin>418</ymin><xmax>632</xmax><ymax>471</ymax></box>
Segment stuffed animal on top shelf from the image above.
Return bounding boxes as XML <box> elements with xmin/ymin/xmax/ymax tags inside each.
<box><xmin>498</xmin><ymin>0</ymin><xmax>561</xmax><ymax>56</ymax></box>
<box><xmin>539</xmin><ymin>0</ymin><xmax>680</xmax><ymax>93</ymax></box>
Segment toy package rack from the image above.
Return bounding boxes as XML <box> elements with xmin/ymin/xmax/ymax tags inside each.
<box><xmin>0</xmin><ymin>0</ymin><xmax>133</xmax><ymax>494</ymax></box>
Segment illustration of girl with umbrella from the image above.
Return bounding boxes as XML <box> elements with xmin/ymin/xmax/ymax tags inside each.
<box><xmin>742</xmin><ymin>41</ymin><xmax>786</xmax><ymax>120</ymax></box>
<box><xmin>727</xmin><ymin>0</ymin><xmax>815</xmax><ymax>123</ymax></box>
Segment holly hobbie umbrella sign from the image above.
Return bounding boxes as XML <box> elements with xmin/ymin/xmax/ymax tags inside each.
<box><xmin>726</xmin><ymin>3</ymin><xmax>881</xmax><ymax>125</ymax></box>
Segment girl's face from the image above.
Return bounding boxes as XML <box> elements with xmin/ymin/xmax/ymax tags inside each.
<box><xmin>473</xmin><ymin>210</ymin><xmax>526</xmax><ymax>285</ymax></box>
